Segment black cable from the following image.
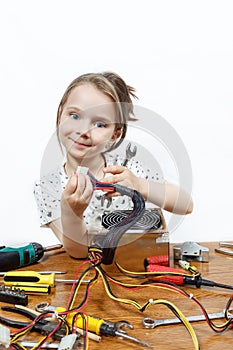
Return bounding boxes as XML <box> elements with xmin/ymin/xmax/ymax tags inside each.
<box><xmin>71</xmin><ymin>312</ymin><xmax>87</xmax><ymax>350</ymax></box>
<box><xmin>67</xmin><ymin>265</ymin><xmax>99</xmax><ymax>311</ymax></box>
<box><xmin>88</xmin><ymin>173</ymin><xmax>146</xmax><ymax>265</ymax></box>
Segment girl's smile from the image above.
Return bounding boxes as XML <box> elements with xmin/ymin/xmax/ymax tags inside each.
<box><xmin>68</xmin><ymin>137</ymin><xmax>92</xmax><ymax>149</ymax></box>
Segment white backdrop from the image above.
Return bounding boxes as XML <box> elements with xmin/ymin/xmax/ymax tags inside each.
<box><xmin>0</xmin><ymin>0</ymin><xmax>232</xmax><ymax>247</ymax></box>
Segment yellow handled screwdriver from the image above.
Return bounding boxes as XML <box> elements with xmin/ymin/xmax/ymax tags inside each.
<box><xmin>34</xmin><ymin>303</ymin><xmax>150</xmax><ymax>347</ymax></box>
<box><xmin>2</xmin><ymin>271</ymin><xmax>90</xmax><ymax>287</ymax></box>
<box><xmin>57</xmin><ymin>308</ymin><xmax>150</xmax><ymax>347</ymax></box>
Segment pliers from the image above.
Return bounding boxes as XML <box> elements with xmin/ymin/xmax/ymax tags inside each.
<box><xmin>0</xmin><ymin>305</ymin><xmax>71</xmax><ymax>342</ymax></box>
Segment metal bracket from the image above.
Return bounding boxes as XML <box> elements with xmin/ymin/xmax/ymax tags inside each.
<box><xmin>173</xmin><ymin>241</ymin><xmax>209</xmax><ymax>262</ymax></box>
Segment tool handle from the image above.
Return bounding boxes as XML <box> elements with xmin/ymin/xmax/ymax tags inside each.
<box><xmin>146</xmin><ymin>264</ymin><xmax>185</xmax><ymax>285</ymax></box>
<box><xmin>59</xmin><ymin>309</ymin><xmax>117</xmax><ymax>336</ymax></box>
<box><xmin>0</xmin><ymin>244</ymin><xmax>38</xmax><ymax>271</ymax></box>
<box><xmin>65</xmin><ymin>311</ymin><xmax>105</xmax><ymax>335</ymax></box>
<box><xmin>144</xmin><ymin>255</ymin><xmax>169</xmax><ymax>267</ymax></box>
<box><xmin>3</xmin><ymin>271</ymin><xmax>55</xmax><ymax>287</ymax></box>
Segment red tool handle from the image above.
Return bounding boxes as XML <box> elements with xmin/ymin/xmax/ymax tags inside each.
<box><xmin>146</xmin><ymin>264</ymin><xmax>185</xmax><ymax>285</ymax></box>
<box><xmin>144</xmin><ymin>255</ymin><xmax>169</xmax><ymax>267</ymax></box>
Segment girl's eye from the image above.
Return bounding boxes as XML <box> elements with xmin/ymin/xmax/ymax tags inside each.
<box><xmin>95</xmin><ymin>121</ymin><xmax>106</xmax><ymax>128</ymax></box>
<box><xmin>70</xmin><ymin>113</ymin><xmax>80</xmax><ymax>120</ymax></box>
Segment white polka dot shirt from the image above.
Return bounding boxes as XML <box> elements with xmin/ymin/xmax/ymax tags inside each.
<box><xmin>33</xmin><ymin>153</ymin><xmax>163</xmax><ymax>229</ymax></box>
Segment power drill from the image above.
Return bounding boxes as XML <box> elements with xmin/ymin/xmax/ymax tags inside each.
<box><xmin>0</xmin><ymin>243</ymin><xmax>63</xmax><ymax>271</ymax></box>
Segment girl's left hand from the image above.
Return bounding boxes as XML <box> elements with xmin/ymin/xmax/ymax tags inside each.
<box><xmin>101</xmin><ymin>165</ymin><xmax>142</xmax><ymax>194</ymax></box>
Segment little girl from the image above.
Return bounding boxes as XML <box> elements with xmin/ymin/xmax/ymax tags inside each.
<box><xmin>34</xmin><ymin>72</ymin><xmax>193</xmax><ymax>258</ymax></box>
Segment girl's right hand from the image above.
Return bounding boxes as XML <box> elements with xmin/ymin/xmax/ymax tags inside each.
<box><xmin>61</xmin><ymin>173</ymin><xmax>93</xmax><ymax>218</ymax></box>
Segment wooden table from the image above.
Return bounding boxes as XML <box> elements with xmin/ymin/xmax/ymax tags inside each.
<box><xmin>1</xmin><ymin>241</ymin><xmax>233</xmax><ymax>349</ymax></box>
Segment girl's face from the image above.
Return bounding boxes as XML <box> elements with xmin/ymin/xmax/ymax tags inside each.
<box><xmin>59</xmin><ymin>83</ymin><xmax>120</xmax><ymax>161</ymax></box>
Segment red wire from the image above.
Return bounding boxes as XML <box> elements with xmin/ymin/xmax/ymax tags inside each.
<box><xmin>104</xmin><ymin>269</ymin><xmax>188</xmax><ymax>297</ymax></box>
<box><xmin>65</xmin><ymin>259</ymin><xmax>93</xmax><ymax>310</ymax></box>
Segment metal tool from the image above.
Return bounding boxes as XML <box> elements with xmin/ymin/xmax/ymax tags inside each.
<box><xmin>97</xmin><ymin>142</ymin><xmax>137</xmax><ymax>209</ymax></box>
<box><xmin>0</xmin><ymin>305</ymin><xmax>71</xmax><ymax>341</ymax></box>
<box><xmin>215</xmin><ymin>242</ymin><xmax>233</xmax><ymax>256</ymax></box>
<box><xmin>35</xmin><ymin>303</ymin><xmax>150</xmax><ymax>347</ymax></box>
<box><xmin>36</xmin><ymin>301</ymin><xmax>57</xmax><ymax>313</ymax></box>
<box><xmin>112</xmin><ymin>321</ymin><xmax>150</xmax><ymax>347</ymax></box>
<box><xmin>76</xmin><ymin>317</ymin><xmax>150</xmax><ymax>347</ymax></box>
<box><xmin>0</xmin><ymin>243</ymin><xmax>63</xmax><ymax>271</ymax></box>
<box><xmin>0</xmin><ymin>285</ymin><xmax>28</xmax><ymax>305</ymax></box>
<box><xmin>146</xmin><ymin>264</ymin><xmax>233</xmax><ymax>290</ymax></box>
<box><xmin>17</xmin><ymin>341</ymin><xmax>59</xmax><ymax>349</ymax></box>
<box><xmin>173</xmin><ymin>241</ymin><xmax>209</xmax><ymax>262</ymax></box>
<box><xmin>2</xmin><ymin>270</ymin><xmax>90</xmax><ymax>287</ymax></box>
<box><xmin>100</xmin><ymin>142</ymin><xmax>137</xmax><ymax>207</ymax></box>
<box><xmin>100</xmin><ymin>193</ymin><xmax>112</xmax><ymax>208</ymax></box>
<box><xmin>122</xmin><ymin>142</ymin><xmax>137</xmax><ymax>166</ymax></box>
<box><xmin>142</xmin><ymin>308</ymin><xmax>233</xmax><ymax>328</ymax></box>
<box><xmin>17</xmin><ymin>304</ymin><xmax>101</xmax><ymax>343</ymax></box>
<box><xmin>0</xmin><ymin>270</ymin><xmax>67</xmax><ymax>275</ymax></box>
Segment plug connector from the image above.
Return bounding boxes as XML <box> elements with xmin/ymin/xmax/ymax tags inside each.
<box><xmin>0</xmin><ymin>324</ymin><xmax>10</xmax><ymax>348</ymax></box>
<box><xmin>58</xmin><ymin>334</ymin><xmax>77</xmax><ymax>350</ymax></box>
<box><xmin>76</xmin><ymin>166</ymin><xmax>89</xmax><ymax>175</ymax></box>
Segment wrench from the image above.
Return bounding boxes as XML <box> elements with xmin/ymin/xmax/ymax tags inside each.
<box><xmin>142</xmin><ymin>308</ymin><xmax>233</xmax><ymax>328</ymax></box>
<box><xmin>100</xmin><ymin>194</ymin><xmax>112</xmax><ymax>208</ymax></box>
<box><xmin>122</xmin><ymin>142</ymin><xmax>137</xmax><ymax>166</ymax></box>
<box><xmin>100</xmin><ymin>142</ymin><xmax>137</xmax><ymax>207</ymax></box>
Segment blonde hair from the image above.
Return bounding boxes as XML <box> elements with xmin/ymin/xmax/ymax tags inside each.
<box><xmin>56</xmin><ymin>71</ymin><xmax>137</xmax><ymax>151</ymax></box>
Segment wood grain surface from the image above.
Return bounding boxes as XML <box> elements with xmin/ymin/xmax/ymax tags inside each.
<box><xmin>0</xmin><ymin>240</ymin><xmax>233</xmax><ymax>349</ymax></box>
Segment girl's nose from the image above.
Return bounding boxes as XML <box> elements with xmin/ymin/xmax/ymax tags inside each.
<box><xmin>75</xmin><ymin>120</ymin><xmax>91</xmax><ymax>137</ymax></box>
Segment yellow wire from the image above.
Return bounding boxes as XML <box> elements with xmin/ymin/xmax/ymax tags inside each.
<box><xmin>11</xmin><ymin>342</ymin><xmax>27</xmax><ymax>350</ymax></box>
<box><xmin>148</xmin><ymin>299</ymin><xmax>199</xmax><ymax>350</ymax></box>
<box><xmin>11</xmin><ymin>325</ymin><xmax>33</xmax><ymax>343</ymax></box>
<box><xmin>96</xmin><ymin>265</ymin><xmax>142</xmax><ymax>309</ymax></box>
<box><xmin>114</xmin><ymin>260</ymin><xmax>198</xmax><ymax>278</ymax></box>
<box><xmin>94</xmin><ymin>261</ymin><xmax>200</xmax><ymax>350</ymax></box>
<box><xmin>96</xmin><ymin>265</ymin><xmax>199</xmax><ymax>349</ymax></box>
<box><xmin>64</xmin><ymin>250</ymin><xmax>200</xmax><ymax>349</ymax></box>
<box><xmin>111</xmin><ymin>261</ymin><xmax>233</xmax><ymax>330</ymax></box>
<box><xmin>31</xmin><ymin>336</ymin><xmax>48</xmax><ymax>350</ymax></box>
<box><xmin>69</xmin><ymin>268</ymin><xmax>96</xmax><ymax>310</ymax></box>
<box><xmin>107</xmin><ymin>273</ymin><xmax>188</xmax><ymax>295</ymax></box>
<box><xmin>82</xmin><ymin>313</ymin><xmax>89</xmax><ymax>350</ymax></box>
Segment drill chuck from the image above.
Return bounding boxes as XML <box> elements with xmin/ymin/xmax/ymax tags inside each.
<box><xmin>31</xmin><ymin>242</ymin><xmax>44</xmax><ymax>261</ymax></box>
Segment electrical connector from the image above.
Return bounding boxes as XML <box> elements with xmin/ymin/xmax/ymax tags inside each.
<box><xmin>76</xmin><ymin>166</ymin><xmax>89</xmax><ymax>175</ymax></box>
<box><xmin>0</xmin><ymin>324</ymin><xmax>10</xmax><ymax>348</ymax></box>
<box><xmin>179</xmin><ymin>260</ymin><xmax>198</xmax><ymax>274</ymax></box>
<box><xmin>58</xmin><ymin>334</ymin><xmax>77</xmax><ymax>350</ymax></box>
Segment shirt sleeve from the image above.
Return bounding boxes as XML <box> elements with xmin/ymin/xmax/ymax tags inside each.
<box><xmin>33</xmin><ymin>176</ymin><xmax>62</xmax><ymax>226</ymax></box>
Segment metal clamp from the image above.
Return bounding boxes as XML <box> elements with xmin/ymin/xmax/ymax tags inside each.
<box><xmin>173</xmin><ymin>241</ymin><xmax>209</xmax><ymax>262</ymax></box>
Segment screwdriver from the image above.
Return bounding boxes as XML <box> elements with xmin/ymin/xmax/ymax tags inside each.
<box><xmin>0</xmin><ymin>243</ymin><xmax>63</xmax><ymax>271</ymax></box>
<box><xmin>146</xmin><ymin>264</ymin><xmax>233</xmax><ymax>291</ymax></box>
<box><xmin>58</xmin><ymin>309</ymin><xmax>150</xmax><ymax>347</ymax></box>
<box><xmin>2</xmin><ymin>271</ymin><xmax>90</xmax><ymax>287</ymax></box>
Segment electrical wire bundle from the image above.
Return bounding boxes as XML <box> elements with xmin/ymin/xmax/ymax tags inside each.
<box><xmin>88</xmin><ymin>172</ymin><xmax>146</xmax><ymax>265</ymax></box>
<box><xmin>6</xmin><ymin>173</ymin><xmax>233</xmax><ymax>350</ymax></box>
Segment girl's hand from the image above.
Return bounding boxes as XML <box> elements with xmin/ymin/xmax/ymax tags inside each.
<box><xmin>62</xmin><ymin>172</ymin><xmax>93</xmax><ymax>218</ymax></box>
<box><xmin>102</xmin><ymin>165</ymin><xmax>142</xmax><ymax>194</ymax></box>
